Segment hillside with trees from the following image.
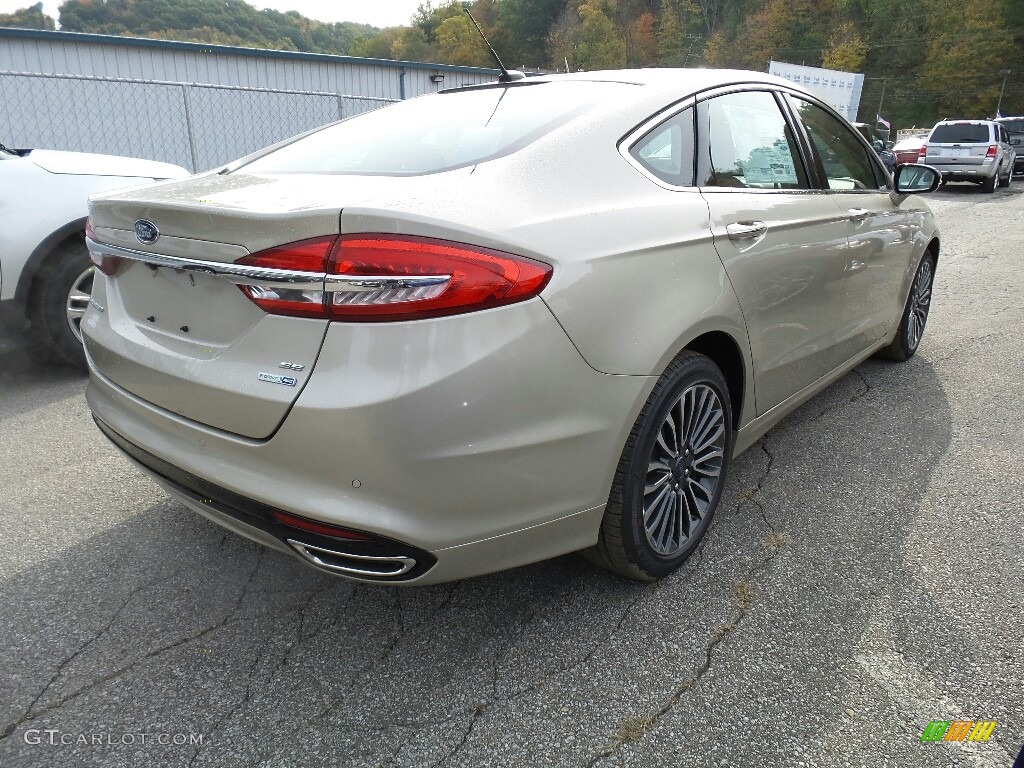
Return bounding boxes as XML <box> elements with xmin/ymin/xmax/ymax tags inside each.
<box><xmin>1</xmin><ymin>0</ymin><xmax>1021</xmax><ymax>126</ymax></box>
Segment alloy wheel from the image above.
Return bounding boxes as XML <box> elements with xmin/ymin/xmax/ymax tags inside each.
<box><xmin>65</xmin><ymin>265</ymin><xmax>94</xmax><ymax>343</ymax></box>
<box><xmin>906</xmin><ymin>259</ymin><xmax>933</xmax><ymax>352</ymax></box>
<box><xmin>643</xmin><ymin>383</ymin><xmax>727</xmax><ymax>557</ymax></box>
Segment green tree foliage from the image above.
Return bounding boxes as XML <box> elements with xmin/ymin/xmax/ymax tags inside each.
<box><xmin>436</xmin><ymin>13</ymin><xmax>495</xmax><ymax>66</ymax></box>
<box><xmin>0</xmin><ymin>2</ymin><xmax>56</xmax><ymax>29</ymax></box>
<box><xmin>38</xmin><ymin>0</ymin><xmax>1024</xmax><ymax>124</ymax></box>
<box><xmin>577</xmin><ymin>0</ymin><xmax>626</xmax><ymax>69</ymax></box>
<box><xmin>657</xmin><ymin>3</ymin><xmax>686</xmax><ymax>65</ymax></box>
<box><xmin>57</xmin><ymin>0</ymin><xmax>376</xmax><ymax>55</ymax></box>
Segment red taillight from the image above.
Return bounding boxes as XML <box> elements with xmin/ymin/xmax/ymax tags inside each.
<box><xmin>233</xmin><ymin>236</ymin><xmax>337</xmax><ymax>318</ymax></box>
<box><xmin>85</xmin><ymin>217</ymin><xmax>121</xmax><ymax>275</ymax></box>
<box><xmin>918</xmin><ymin>145</ymin><xmax>927</xmax><ymax>159</ymax></box>
<box><xmin>327</xmin><ymin>235</ymin><xmax>552</xmax><ymax>321</ymax></box>
<box><xmin>986</xmin><ymin>144</ymin><xmax>998</xmax><ymax>158</ymax></box>
<box><xmin>272</xmin><ymin>510</ymin><xmax>372</xmax><ymax>541</ymax></box>
<box><xmin>233</xmin><ymin>234</ymin><xmax>552</xmax><ymax>322</ymax></box>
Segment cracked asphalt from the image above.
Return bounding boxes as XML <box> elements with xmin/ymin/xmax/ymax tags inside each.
<box><xmin>1</xmin><ymin>182</ymin><xmax>1022</xmax><ymax>768</ymax></box>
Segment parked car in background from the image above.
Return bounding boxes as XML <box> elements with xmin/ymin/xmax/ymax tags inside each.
<box><xmin>82</xmin><ymin>69</ymin><xmax>941</xmax><ymax>585</ymax></box>
<box><xmin>920</xmin><ymin>120</ymin><xmax>1015</xmax><ymax>192</ymax></box>
<box><xmin>0</xmin><ymin>144</ymin><xmax>189</xmax><ymax>367</ymax></box>
<box><xmin>892</xmin><ymin>135</ymin><xmax>926</xmax><ymax>165</ymax></box>
<box><xmin>994</xmin><ymin>116</ymin><xmax>1024</xmax><ymax>173</ymax></box>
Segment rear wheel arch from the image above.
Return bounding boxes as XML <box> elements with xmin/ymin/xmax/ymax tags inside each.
<box><xmin>682</xmin><ymin>331</ymin><xmax>746</xmax><ymax>431</ymax></box>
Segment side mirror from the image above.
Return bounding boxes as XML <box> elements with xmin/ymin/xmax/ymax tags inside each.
<box><xmin>872</xmin><ymin>140</ymin><xmax>884</xmax><ymax>151</ymax></box>
<box><xmin>885</xmin><ymin>141</ymin><xmax>895</xmax><ymax>150</ymax></box>
<box><xmin>894</xmin><ymin>163</ymin><xmax>941</xmax><ymax>194</ymax></box>
<box><xmin>1011</xmin><ymin>137</ymin><xmax>1022</xmax><ymax>147</ymax></box>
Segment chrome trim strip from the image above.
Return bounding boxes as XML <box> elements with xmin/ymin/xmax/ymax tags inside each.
<box><xmin>286</xmin><ymin>539</ymin><xmax>417</xmax><ymax>577</ymax></box>
<box><xmin>324</xmin><ymin>274</ymin><xmax>450</xmax><ymax>293</ymax></box>
<box><xmin>86</xmin><ymin>236</ymin><xmax>324</xmax><ymax>291</ymax></box>
<box><xmin>86</xmin><ymin>237</ymin><xmax>451</xmax><ymax>294</ymax></box>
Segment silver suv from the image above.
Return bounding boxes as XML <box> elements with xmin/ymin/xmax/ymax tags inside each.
<box><xmin>994</xmin><ymin>116</ymin><xmax>1024</xmax><ymax>174</ymax></box>
<box><xmin>921</xmin><ymin>120</ymin><xmax>1015</xmax><ymax>192</ymax></box>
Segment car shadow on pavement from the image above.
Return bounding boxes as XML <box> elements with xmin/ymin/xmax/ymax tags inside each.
<box><xmin>0</xmin><ymin>354</ymin><xmax>971</xmax><ymax>768</ymax></box>
<box><xmin>0</xmin><ymin>313</ymin><xmax>87</xmax><ymax>422</ymax></box>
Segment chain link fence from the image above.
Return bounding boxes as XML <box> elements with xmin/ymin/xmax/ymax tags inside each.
<box><xmin>0</xmin><ymin>71</ymin><xmax>397</xmax><ymax>173</ymax></box>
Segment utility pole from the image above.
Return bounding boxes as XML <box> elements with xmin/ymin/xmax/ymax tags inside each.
<box><xmin>996</xmin><ymin>69</ymin><xmax>1011</xmax><ymax>118</ymax></box>
<box><xmin>876</xmin><ymin>82</ymin><xmax>886</xmax><ymax>140</ymax></box>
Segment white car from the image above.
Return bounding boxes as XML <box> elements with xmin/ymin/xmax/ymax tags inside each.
<box><xmin>0</xmin><ymin>144</ymin><xmax>189</xmax><ymax>367</ymax></box>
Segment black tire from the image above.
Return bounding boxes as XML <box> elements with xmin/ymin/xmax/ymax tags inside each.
<box><xmin>582</xmin><ymin>352</ymin><xmax>733</xmax><ymax>581</ymax></box>
<box><xmin>876</xmin><ymin>253</ymin><xmax>935</xmax><ymax>362</ymax></box>
<box><xmin>28</xmin><ymin>236</ymin><xmax>92</xmax><ymax>370</ymax></box>
<box><xmin>982</xmin><ymin>172</ymin><xmax>997</xmax><ymax>193</ymax></box>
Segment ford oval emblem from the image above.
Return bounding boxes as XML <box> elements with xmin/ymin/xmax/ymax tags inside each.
<box><xmin>134</xmin><ymin>219</ymin><xmax>159</xmax><ymax>244</ymax></box>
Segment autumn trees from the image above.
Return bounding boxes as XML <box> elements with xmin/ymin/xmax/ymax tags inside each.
<box><xmin>1</xmin><ymin>0</ymin><xmax>1020</xmax><ymax>124</ymax></box>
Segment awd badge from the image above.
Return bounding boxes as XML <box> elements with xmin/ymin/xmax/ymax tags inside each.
<box><xmin>257</xmin><ymin>372</ymin><xmax>297</xmax><ymax>387</ymax></box>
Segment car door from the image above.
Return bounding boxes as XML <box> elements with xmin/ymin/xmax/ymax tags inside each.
<box><xmin>999</xmin><ymin>124</ymin><xmax>1016</xmax><ymax>172</ymax></box>
<box><xmin>784</xmin><ymin>94</ymin><xmax>917</xmax><ymax>351</ymax></box>
<box><xmin>697</xmin><ymin>88</ymin><xmax>851</xmax><ymax>415</ymax></box>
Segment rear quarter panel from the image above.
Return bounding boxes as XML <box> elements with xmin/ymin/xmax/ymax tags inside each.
<box><xmin>339</xmin><ymin>125</ymin><xmax>752</xmax><ymax>394</ymax></box>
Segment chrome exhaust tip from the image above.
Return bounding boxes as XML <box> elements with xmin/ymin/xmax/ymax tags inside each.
<box><xmin>286</xmin><ymin>539</ymin><xmax>417</xmax><ymax>579</ymax></box>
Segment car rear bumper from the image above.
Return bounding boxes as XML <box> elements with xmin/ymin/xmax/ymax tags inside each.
<box><xmin>926</xmin><ymin>158</ymin><xmax>997</xmax><ymax>182</ymax></box>
<box><xmin>85</xmin><ymin>298</ymin><xmax>652</xmax><ymax>584</ymax></box>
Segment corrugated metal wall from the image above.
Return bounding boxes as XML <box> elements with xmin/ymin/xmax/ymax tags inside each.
<box><xmin>0</xmin><ymin>29</ymin><xmax>499</xmax><ymax>171</ymax></box>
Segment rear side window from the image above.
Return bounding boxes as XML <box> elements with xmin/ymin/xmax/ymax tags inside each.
<box><xmin>929</xmin><ymin>123</ymin><xmax>991</xmax><ymax>144</ymax></box>
<box><xmin>236</xmin><ymin>81</ymin><xmax>632</xmax><ymax>176</ymax></box>
<box><xmin>629</xmin><ymin>107</ymin><xmax>695</xmax><ymax>186</ymax></box>
<box><xmin>997</xmin><ymin>118</ymin><xmax>1024</xmax><ymax>133</ymax></box>
<box><xmin>698</xmin><ymin>90</ymin><xmax>808</xmax><ymax>189</ymax></box>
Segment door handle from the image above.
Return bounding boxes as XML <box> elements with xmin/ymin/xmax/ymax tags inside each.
<box><xmin>847</xmin><ymin>208</ymin><xmax>870</xmax><ymax>222</ymax></box>
<box><xmin>726</xmin><ymin>221</ymin><xmax>767</xmax><ymax>240</ymax></box>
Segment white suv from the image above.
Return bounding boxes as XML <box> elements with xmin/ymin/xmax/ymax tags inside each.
<box><xmin>0</xmin><ymin>144</ymin><xmax>189</xmax><ymax>367</ymax></box>
<box><xmin>921</xmin><ymin>120</ymin><xmax>1016</xmax><ymax>192</ymax></box>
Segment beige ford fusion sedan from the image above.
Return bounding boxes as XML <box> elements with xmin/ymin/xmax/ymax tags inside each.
<box><xmin>82</xmin><ymin>69</ymin><xmax>941</xmax><ymax>585</ymax></box>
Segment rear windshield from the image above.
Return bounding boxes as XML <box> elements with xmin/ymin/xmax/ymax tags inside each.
<box><xmin>929</xmin><ymin>123</ymin><xmax>991</xmax><ymax>144</ymax></box>
<box><xmin>236</xmin><ymin>81</ymin><xmax>632</xmax><ymax>176</ymax></box>
<box><xmin>997</xmin><ymin>118</ymin><xmax>1024</xmax><ymax>133</ymax></box>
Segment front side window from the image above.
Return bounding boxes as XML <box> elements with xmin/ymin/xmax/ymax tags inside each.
<box><xmin>629</xmin><ymin>107</ymin><xmax>695</xmax><ymax>186</ymax></box>
<box><xmin>788</xmin><ymin>96</ymin><xmax>883</xmax><ymax>191</ymax></box>
<box><xmin>698</xmin><ymin>90</ymin><xmax>808</xmax><ymax>190</ymax></box>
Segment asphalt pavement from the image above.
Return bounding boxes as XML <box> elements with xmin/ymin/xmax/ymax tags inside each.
<box><xmin>1</xmin><ymin>181</ymin><xmax>1022</xmax><ymax>768</ymax></box>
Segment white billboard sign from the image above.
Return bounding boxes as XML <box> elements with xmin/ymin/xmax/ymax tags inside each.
<box><xmin>767</xmin><ymin>60</ymin><xmax>865</xmax><ymax>122</ymax></box>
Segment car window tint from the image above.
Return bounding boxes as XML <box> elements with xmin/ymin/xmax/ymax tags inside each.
<box><xmin>629</xmin><ymin>107</ymin><xmax>695</xmax><ymax>186</ymax></box>
<box><xmin>788</xmin><ymin>97</ymin><xmax>882</xmax><ymax>191</ymax></box>
<box><xmin>236</xmin><ymin>81</ymin><xmax>633</xmax><ymax>176</ymax></box>
<box><xmin>700</xmin><ymin>91</ymin><xmax>807</xmax><ymax>189</ymax></box>
<box><xmin>929</xmin><ymin>123</ymin><xmax>990</xmax><ymax>143</ymax></box>
<box><xmin>998</xmin><ymin>118</ymin><xmax>1024</xmax><ymax>133</ymax></box>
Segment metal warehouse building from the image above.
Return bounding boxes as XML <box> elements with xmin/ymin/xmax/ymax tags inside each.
<box><xmin>0</xmin><ymin>28</ymin><xmax>499</xmax><ymax>172</ymax></box>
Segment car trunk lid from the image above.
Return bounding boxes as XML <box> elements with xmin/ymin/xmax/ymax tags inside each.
<box><xmin>83</xmin><ymin>172</ymin><xmax>432</xmax><ymax>439</ymax></box>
